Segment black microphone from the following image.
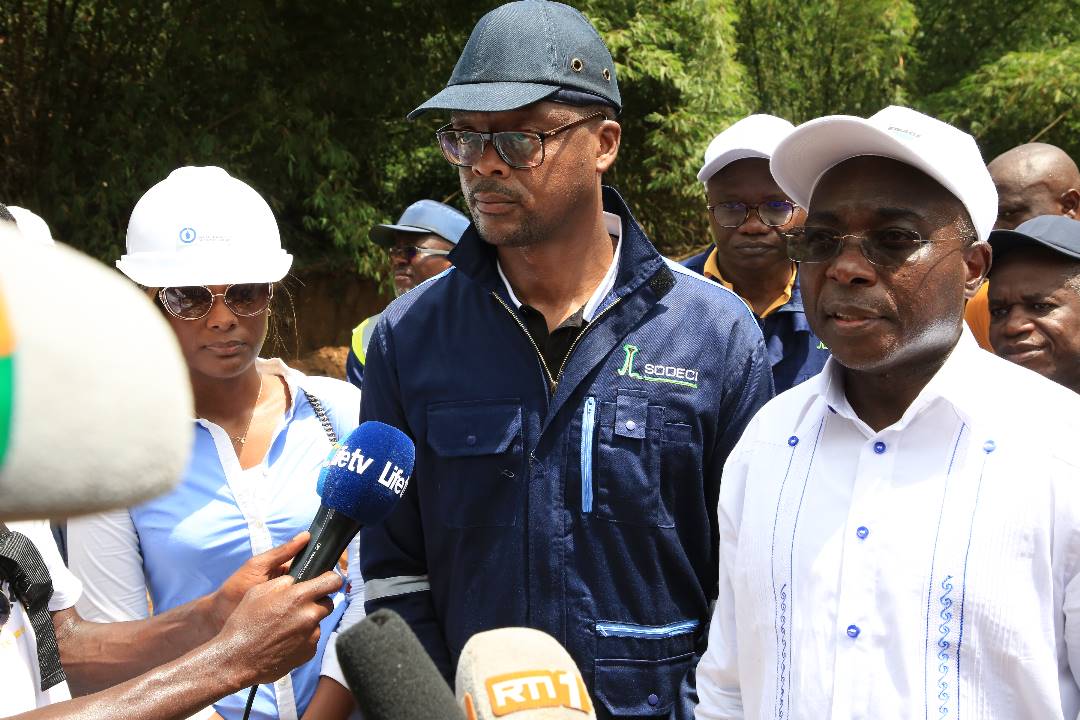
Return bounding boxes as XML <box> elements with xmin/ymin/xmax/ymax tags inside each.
<box><xmin>336</xmin><ymin>609</ymin><xmax>466</xmax><ymax>720</ymax></box>
<box><xmin>240</xmin><ymin>421</ymin><xmax>415</xmax><ymax>720</ymax></box>
<box><xmin>288</xmin><ymin>420</ymin><xmax>415</xmax><ymax>581</ymax></box>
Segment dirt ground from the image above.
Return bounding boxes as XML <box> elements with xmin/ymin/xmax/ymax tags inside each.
<box><xmin>289</xmin><ymin>345</ymin><xmax>350</xmax><ymax>381</ymax></box>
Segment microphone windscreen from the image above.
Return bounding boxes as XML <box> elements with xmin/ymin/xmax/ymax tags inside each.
<box><xmin>319</xmin><ymin>421</ymin><xmax>414</xmax><ymax>525</ymax></box>
<box><xmin>336</xmin><ymin>608</ymin><xmax>464</xmax><ymax>720</ymax></box>
<box><xmin>456</xmin><ymin>628</ymin><xmax>596</xmax><ymax>719</ymax></box>
<box><xmin>0</xmin><ymin>224</ymin><xmax>193</xmax><ymax>519</ymax></box>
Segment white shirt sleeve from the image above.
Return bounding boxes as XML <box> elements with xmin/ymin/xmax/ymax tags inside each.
<box><xmin>5</xmin><ymin>520</ymin><xmax>82</xmax><ymax>612</ymax></box>
<box><xmin>320</xmin><ymin>537</ymin><xmax>366</xmax><ymax>687</ymax></box>
<box><xmin>67</xmin><ymin>509</ymin><xmax>150</xmax><ymax>621</ymax></box>
<box><xmin>695</xmin><ymin>439</ymin><xmax>752</xmax><ymax>720</ymax></box>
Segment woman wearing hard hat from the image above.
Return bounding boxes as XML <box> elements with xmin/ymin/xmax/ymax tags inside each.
<box><xmin>68</xmin><ymin>167</ymin><xmax>363</xmax><ymax>720</ymax></box>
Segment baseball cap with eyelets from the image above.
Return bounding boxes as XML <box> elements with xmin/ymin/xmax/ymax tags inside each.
<box><xmin>408</xmin><ymin>0</ymin><xmax>621</xmax><ymax>120</ymax></box>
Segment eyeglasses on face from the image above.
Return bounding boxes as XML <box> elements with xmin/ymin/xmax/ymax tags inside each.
<box><xmin>707</xmin><ymin>200</ymin><xmax>798</xmax><ymax>228</ymax></box>
<box><xmin>782</xmin><ymin>226</ymin><xmax>973</xmax><ymax>268</ymax></box>
<box><xmin>157</xmin><ymin>283</ymin><xmax>273</xmax><ymax>320</ymax></box>
<box><xmin>388</xmin><ymin>246</ymin><xmax>452</xmax><ymax>263</ymax></box>
<box><xmin>435</xmin><ymin>112</ymin><xmax>605</xmax><ymax>170</ymax></box>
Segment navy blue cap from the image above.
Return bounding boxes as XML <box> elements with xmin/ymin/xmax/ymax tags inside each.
<box><xmin>408</xmin><ymin>1</ymin><xmax>621</xmax><ymax>120</ymax></box>
<box><xmin>369</xmin><ymin>200</ymin><xmax>470</xmax><ymax>248</ymax></box>
<box><xmin>989</xmin><ymin>215</ymin><xmax>1080</xmax><ymax>271</ymax></box>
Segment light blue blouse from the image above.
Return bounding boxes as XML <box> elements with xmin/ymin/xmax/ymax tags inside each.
<box><xmin>70</xmin><ymin>361</ymin><xmax>364</xmax><ymax>720</ymax></box>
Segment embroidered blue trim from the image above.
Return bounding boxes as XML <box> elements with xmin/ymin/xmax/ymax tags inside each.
<box><xmin>923</xmin><ymin>423</ymin><xmax>967</xmax><ymax>720</ymax></box>
<box><xmin>580</xmin><ymin>397</ymin><xmax>596</xmax><ymax>512</ymax></box>
<box><xmin>937</xmin><ymin>576</ymin><xmax>955</xmax><ymax>718</ymax></box>
<box><xmin>594</xmin><ymin>619</ymin><xmax>699</xmax><ymax>638</ymax></box>
<box><xmin>955</xmin><ymin>460</ymin><xmax>988</xmax><ymax>719</ymax></box>
<box><xmin>772</xmin><ymin>417</ymin><xmax>825</xmax><ymax>719</ymax></box>
<box><xmin>771</xmin><ymin>440</ymin><xmax>799</xmax><ymax>718</ymax></box>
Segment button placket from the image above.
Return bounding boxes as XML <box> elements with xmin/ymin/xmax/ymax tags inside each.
<box><xmin>831</xmin><ymin>433</ymin><xmax>895</xmax><ymax>714</ymax></box>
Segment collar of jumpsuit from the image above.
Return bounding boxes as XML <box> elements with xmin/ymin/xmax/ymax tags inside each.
<box><xmin>695</xmin><ymin>326</ymin><xmax>1080</xmax><ymax>719</ymax></box>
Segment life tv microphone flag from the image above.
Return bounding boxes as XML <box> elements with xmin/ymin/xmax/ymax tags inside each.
<box><xmin>336</xmin><ymin>609</ymin><xmax>465</xmax><ymax>720</ymax></box>
<box><xmin>456</xmin><ymin>628</ymin><xmax>596</xmax><ymax>719</ymax></box>
<box><xmin>288</xmin><ymin>420</ymin><xmax>414</xmax><ymax>581</ymax></box>
<box><xmin>0</xmin><ymin>221</ymin><xmax>193</xmax><ymax>520</ymax></box>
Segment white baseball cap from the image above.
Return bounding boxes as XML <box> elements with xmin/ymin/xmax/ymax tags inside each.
<box><xmin>770</xmin><ymin>105</ymin><xmax>997</xmax><ymax>243</ymax></box>
<box><xmin>697</xmin><ymin>114</ymin><xmax>796</xmax><ymax>184</ymax></box>
<box><xmin>117</xmin><ymin>166</ymin><xmax>292</xmax><ymax>287</ymax></box>
<box><xmin>7</xmin><ymin>206</ymin><xmax>55</xmax><ymax>245</ymax></box>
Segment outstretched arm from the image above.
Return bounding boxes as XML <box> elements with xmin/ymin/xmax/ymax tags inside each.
<box><xmin>9</xmin><ymin>569</ymin><xmax>342</xmax><ymax>720</ymax></box>
<box><xmin>57</xmin><ymin>533</ymin><xmax>312</xmax><ymax>695</ymax></box>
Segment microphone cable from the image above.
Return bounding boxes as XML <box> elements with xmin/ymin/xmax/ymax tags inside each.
<box><xmin>241</xmin><ymin>685</ymin><xmax>258</xmax><ymax>720</ymax></box>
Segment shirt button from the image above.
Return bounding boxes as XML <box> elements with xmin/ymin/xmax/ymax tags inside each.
<box><xmin>846</xmin><ymin>624</ymin><xmax>860</xmax><ymax>639</ymax></box>
<box><xmin>466</xmin><ymin>434</ymin><xmax>477</xmax><ymax>446</ymax></box>
<box><xmin>873</xmin><ymin>441</ymin><xmax>886</xmax><ymax>454</ymax></box>
<box><xmin>625</xmin><ymin>420</ymin><xmax>637</xmax><ymax>431</ymax></box>
<box><xmin>788</xmin><ymin>435</ymin><xmax>799</xmax><ymax>446</ymax></box>
<box><xmin>983</xmin><ymin>439</ymin><xmax>996</xmax><ymax>453</ymax></box>
<box><xmin>647</xmin><ymin>693</ymin><xmax>659</xmax><ymax>707</ymax></box>
<box><xmin>856</xmin><ymin>526</ymin><xmax>869</xmax><ymax>540</ymax></box>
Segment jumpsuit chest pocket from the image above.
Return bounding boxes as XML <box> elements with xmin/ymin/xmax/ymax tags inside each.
<box><xmin>426</xmin><ymin>399</ymin><xmax>524</xmax><ymax>529</ymax></box>
<box><xmin>588</xmin><ymin>389</ymin><xmax>694</xmax><ymax>528</ymax></box>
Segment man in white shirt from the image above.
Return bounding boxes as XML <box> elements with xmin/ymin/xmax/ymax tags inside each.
<box><xmin>695</xmin><ymin>106</ymin><xmax>1080</xmax><ymax>719</ymax></box>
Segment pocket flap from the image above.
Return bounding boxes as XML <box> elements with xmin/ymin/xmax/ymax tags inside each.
<box><xmin>594</xmin><ymin>653</ymin><xmax>693</xmax><ymax>716</ymax></box>
<box><xmin>427</xmin><ymin>400</ymin><xmax>522</xmax><ymax>457</ymax></box>
<box><xmin>614</xmin><ymin>389</ymin><xmax>648</xmax><ymax>439</ymax></box>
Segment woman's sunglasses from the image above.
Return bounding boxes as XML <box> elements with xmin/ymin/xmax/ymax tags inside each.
<box><xmin>157</xmin><ymin>283</ymin><xmax>273</xmax><ymax>320</ymax></box>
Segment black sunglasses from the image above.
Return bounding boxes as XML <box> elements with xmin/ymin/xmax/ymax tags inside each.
<box><xmin>388</xmin><ymin>246</ymin><xmax>452</xmax><ymax>263</ymax></box>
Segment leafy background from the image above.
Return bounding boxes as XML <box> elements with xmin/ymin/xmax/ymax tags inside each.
<box><xmin>2</xmin><ymin>0</ymin><xmax>1077</xmax><ymax>351</ymax></box>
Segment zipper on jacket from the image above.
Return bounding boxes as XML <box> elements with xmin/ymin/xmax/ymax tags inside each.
<box><xmin>554</xmin><ymin>298</ymin><xmax>620</xmax><ymax>387</ymax></box>
<box><xmin>594</xmin><ymin>619</ymin><xmax>700</xmax><ymax>639</ymax></box>
<box><xmin>492</xmin><ymin>292</ymin><xmax>620</xmax><ymax>395</ymax></box>
<box><xmin>492</xmin><ymin>292</ymin><xmax>557</xmax><ymax>392</ymax></box>
<box><xmin>580</xmin><ymin>396</ymin><xmax>596</xmax><ymax>513</ymax></box>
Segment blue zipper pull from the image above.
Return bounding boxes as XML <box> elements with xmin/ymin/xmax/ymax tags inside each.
<box><xmin>581</xmin><ymin>397</ymin><xmax>596</xmax><ymax>513</ymax></box>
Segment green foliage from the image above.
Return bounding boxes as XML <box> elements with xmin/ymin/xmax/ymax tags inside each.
<box><xmin>1</xmin><ymin>0</ymin><xmax>1079</xmax><ymax>279</ymax></box>
<box><xmin>733</xmin><ymin>0</ymin><xmax>917</xmax><ymax>122</ymax></box>
<box><xmin>912</xmin><ymin>0</ymin><xmax>1080</xmax><ymax>162</ymax></box>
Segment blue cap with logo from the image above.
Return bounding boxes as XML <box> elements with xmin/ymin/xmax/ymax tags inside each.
<box><xmin>369</xmin><ymin>200</ymin><xmax>471</xmax><ymax>248</ymax></box>
<box><xmin>989</xmin><ymin>215</ymin><xmax>1080</xmax><ymax>270</ymax></box>
<box><xmin>407</xmin><ymin>1</ymin><xmax>621</xmax><ymax>120</ymax></box>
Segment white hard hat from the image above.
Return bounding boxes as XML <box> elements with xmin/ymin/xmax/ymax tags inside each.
<box><xmin>117</xmin><ymin>166</ymin><xmax>292</xmax><ymax>287</ymax></box>
<box><xmin>7</xmin><ymin>206</ymin><xmax>55</xmax><ymax>245</ymax></box>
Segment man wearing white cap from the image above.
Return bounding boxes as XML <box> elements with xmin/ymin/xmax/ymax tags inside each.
<box><xmin>695</xmin><ymin>106</ymin><xmax>1080</xmax><ymax>719</ymax></box>
<box><xmin>684</xmin><ymin>115</ymin><xmax>828</xmax><ymax>392</ymax></box>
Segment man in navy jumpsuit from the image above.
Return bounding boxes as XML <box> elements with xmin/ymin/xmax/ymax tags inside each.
<box><xmin>358</xmin><ymin>3</ymin><xmax>773</xmax><ymax>718</ymax></box>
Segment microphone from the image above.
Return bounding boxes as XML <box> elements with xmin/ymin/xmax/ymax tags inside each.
<box><xmin>288</xmin><ymin>420</ymin><xmax>414</xmax><ymax>581</ymax></box>
<box><xmin>456</xmin><ymin>628</ymin><xmax>596</xmax><ymax>719</ymax></box>
<box><xmin>0</xmin><ymin>221</ymin><xmax>193</xmax><ymax>520</ymax></box>
<box><xmin>239</xmin><ymin>421</ymin><xmax>416</xmax><ymax>720</ymax></box>
<box><xmin>336</xmin><ymin>609</ymin><xmax>466</xmax><ymax>720</ymax></box>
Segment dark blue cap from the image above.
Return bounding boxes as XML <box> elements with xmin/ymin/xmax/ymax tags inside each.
<box><xmin>989</xmin><ymin>215</ymin><xmax>1080</xmax><ymax>272</ymax></box>
<box><xmin>408</xmin><ymin>1</ymin><xmax>621</xmax><ymax>120</ymax></box>
<box><xmin>369</xmin><ymin>200</ymin><xmax>470</xmax><ymax>248</ymax></box>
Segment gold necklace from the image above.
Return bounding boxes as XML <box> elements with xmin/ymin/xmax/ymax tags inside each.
<box><xmin>231</xmin><ymin>377</ymin><xmax>265</xmax><ymax>447</ymax></box>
